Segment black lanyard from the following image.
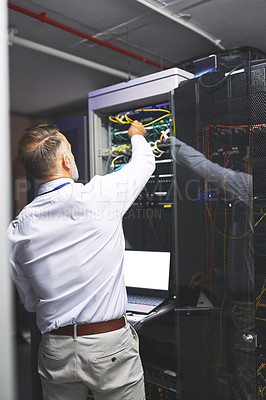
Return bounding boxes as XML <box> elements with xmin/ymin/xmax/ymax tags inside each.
<box><xmin>39</xmin><ymin>182</ymin><xmax>71</xmax><ymax>196</ymax></box>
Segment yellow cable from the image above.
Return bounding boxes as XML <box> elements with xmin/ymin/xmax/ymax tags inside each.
<box><xmin>135</xmin><ymin>108</ymin><xmax>171</xmax><ymax>114</ymax></box>
<box><xmin>256</xmin><ymin>279</ymin><xmax>266</xmax><ymax>310</ymax></box>
<box><xmin>256</xmin><ymin>317</ymin><xmax>266</xmax><ymax>322</ymax></box>
<box><xmin>257</xmin><ymin>362</ymin><xmax>266</xmax><ymax>373</ymax></box>
<box><xmin>109</xmin><ymin>108</ymin><xmax>171</xmax><ymax>127</ymax></box>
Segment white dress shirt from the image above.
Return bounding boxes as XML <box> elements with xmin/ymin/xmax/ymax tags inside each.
<box><xmin>8</xmin><ymin>135</ymin><xmax>155</xmax><ymax>334</ymax></box>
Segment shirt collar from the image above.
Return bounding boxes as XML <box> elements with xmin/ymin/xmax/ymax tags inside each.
<box><xmin>38</xmin><ymin>178</ymin><xmax>73</xmax><ymax>196</ymax></box>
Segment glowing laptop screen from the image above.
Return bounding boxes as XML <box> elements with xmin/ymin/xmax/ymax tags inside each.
<box><xmin>123</xmin><ymin>250</ymin><xmax>171</xmax><ymax>291</ymax></box>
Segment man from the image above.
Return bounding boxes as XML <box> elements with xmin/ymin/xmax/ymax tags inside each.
<box><xmin>171</xmin><ymin>136</ymin><xmax>253</xmax><ymax>292</ymax></box>
<box><xmin>8</xmin><ymin>121</ymin><xmax>155</xmax><ymax>400</ymax></box>
<box><xmin>171</xmin><ymin>136</ymin><xmax>255</xmax><ymax>400</ymax></box>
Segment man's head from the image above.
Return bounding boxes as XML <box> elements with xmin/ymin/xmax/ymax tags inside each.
<box><xmin>17</xmin><ymin>123</ymin><xmax>79</xmax><ymax>182</ymax></box>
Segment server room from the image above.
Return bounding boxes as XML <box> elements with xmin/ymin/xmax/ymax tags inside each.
<box><xmin>1</xmin><ymin>1</ymin><xmax>266</xmax><ymax>399</ymax></box>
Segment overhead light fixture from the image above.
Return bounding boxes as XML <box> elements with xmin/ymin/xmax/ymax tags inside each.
<box><xmin>135</xmin><ymin>0</ymin><xmax>226</xmax><ymax>50</ymax></box>
<box><xmin>178</xmin><ymin>13</ymin><xmax>192</xmax><ymax>21</ymax></box>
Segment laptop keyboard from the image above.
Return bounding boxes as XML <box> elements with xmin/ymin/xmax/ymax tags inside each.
<box><xmin>127</xmin><ymin>295</ymin><xmax>162</xmax><ymax>307</ymax></box>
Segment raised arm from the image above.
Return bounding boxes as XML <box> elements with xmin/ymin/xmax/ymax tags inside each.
<box><xmin>171</xmin><ymin>136</ymin><xmax>251</xmax><ymax>205</ymax></box>
<box><xmin>91</xmin><ymin>121</ymin><xmax>155</xmax><ymax>215</ymax></box>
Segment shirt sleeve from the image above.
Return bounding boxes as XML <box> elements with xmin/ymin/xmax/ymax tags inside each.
<box><xmin>91</xmin><ymin>134</ymin><xmax>155</xmax><ymax>215</ymax></box>
<box><xmin>171</xmin><ymin>136</ymin><xmax>251</xmax><ymax>205</ymax></box>
<box><xmin>8</xmin><ymin>226</ymin><xmax>38</xmax><ymax>312</ymax></box>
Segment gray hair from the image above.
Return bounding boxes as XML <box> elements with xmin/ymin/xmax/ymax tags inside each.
<box><xmin>17</xmin><ymin>124</ymin><xmax>67</xmax><ymax>180</ymax></box>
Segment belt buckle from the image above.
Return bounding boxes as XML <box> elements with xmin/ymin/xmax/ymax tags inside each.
<box><xmin>73</xmin><ymin>324</ymin><xmax>77</xmax><ymax>340</ymax></box>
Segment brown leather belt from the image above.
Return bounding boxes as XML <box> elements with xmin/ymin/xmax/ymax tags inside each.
<box><xmin>49</xmin><ymin>316</ymin><xmax>125</xmax><ymax>337</ymax></box>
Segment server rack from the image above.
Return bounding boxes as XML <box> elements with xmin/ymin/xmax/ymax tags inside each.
<box><xmin>88</xmin><ymin>68</ymin><xmax>193</xmax><ymax>399</ymax></box>
<box><xmin>173</xmin><ymin>61</ymin><xmax>266</xmax><ymax>400</ymax></box>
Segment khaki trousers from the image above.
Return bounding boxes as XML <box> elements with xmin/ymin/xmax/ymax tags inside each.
<box><xmin>38</xmin><ymin>321</ymin><xmax>145</xmax><ymax>400</ymax></box>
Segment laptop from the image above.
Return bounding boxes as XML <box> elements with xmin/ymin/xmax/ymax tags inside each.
<box><xmin>124</xmin><ymin>250</ymin><xmax>171</xmax><ymax>314</ymax></box>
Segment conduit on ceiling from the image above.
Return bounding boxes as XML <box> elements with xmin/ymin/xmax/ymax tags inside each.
<box><xmin>9</xmin><ymin>29</ymin><xmax>137</xmax><ymax>80</ymax></box>
<box><xmin>8</xmin><ymin>2</ymin><xmax>166</xmax><ymax>69</ymax></box>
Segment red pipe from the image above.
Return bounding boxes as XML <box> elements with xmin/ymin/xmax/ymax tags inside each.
<box><xmin>8</xmin><ymin>2</ymin><xmax>165</xmax><ymax>69</ymax></box>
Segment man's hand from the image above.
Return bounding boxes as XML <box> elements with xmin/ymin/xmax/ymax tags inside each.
<box><xmin>190</xmin><ymin>269</ymin><xmax>213</xmax><ymax>289</ymax></box>
<box><xmin>128</xmin><ymin>120</ymin><xmax>146</xmax><ymax>138</ymax></box>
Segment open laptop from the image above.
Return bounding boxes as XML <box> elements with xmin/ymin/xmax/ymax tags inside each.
<box><xmin>124</xmin><ymin>250</ymin><xmax>171</xmax><ymax>314</ymax></box>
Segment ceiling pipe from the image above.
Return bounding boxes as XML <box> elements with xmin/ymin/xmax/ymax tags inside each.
<box><xmin>135</xmin><ymin>0</ymin><xmax>226</xmax><ymax>50</ymax></box>
<box><xmin>8</xmin><ymin>2</ymin><xmax>166</xmax><ymax>69</ymax></box>
<box><xmin>9</xmin><ymin>29</ymin><xmax>137</xmax><ymax>80</ymax></box>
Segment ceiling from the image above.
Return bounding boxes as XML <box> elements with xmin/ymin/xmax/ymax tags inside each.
<box><xmin>8</xmin><ymin>0</ymin><xmax>266</xmax><ymax>119</ymax></box>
